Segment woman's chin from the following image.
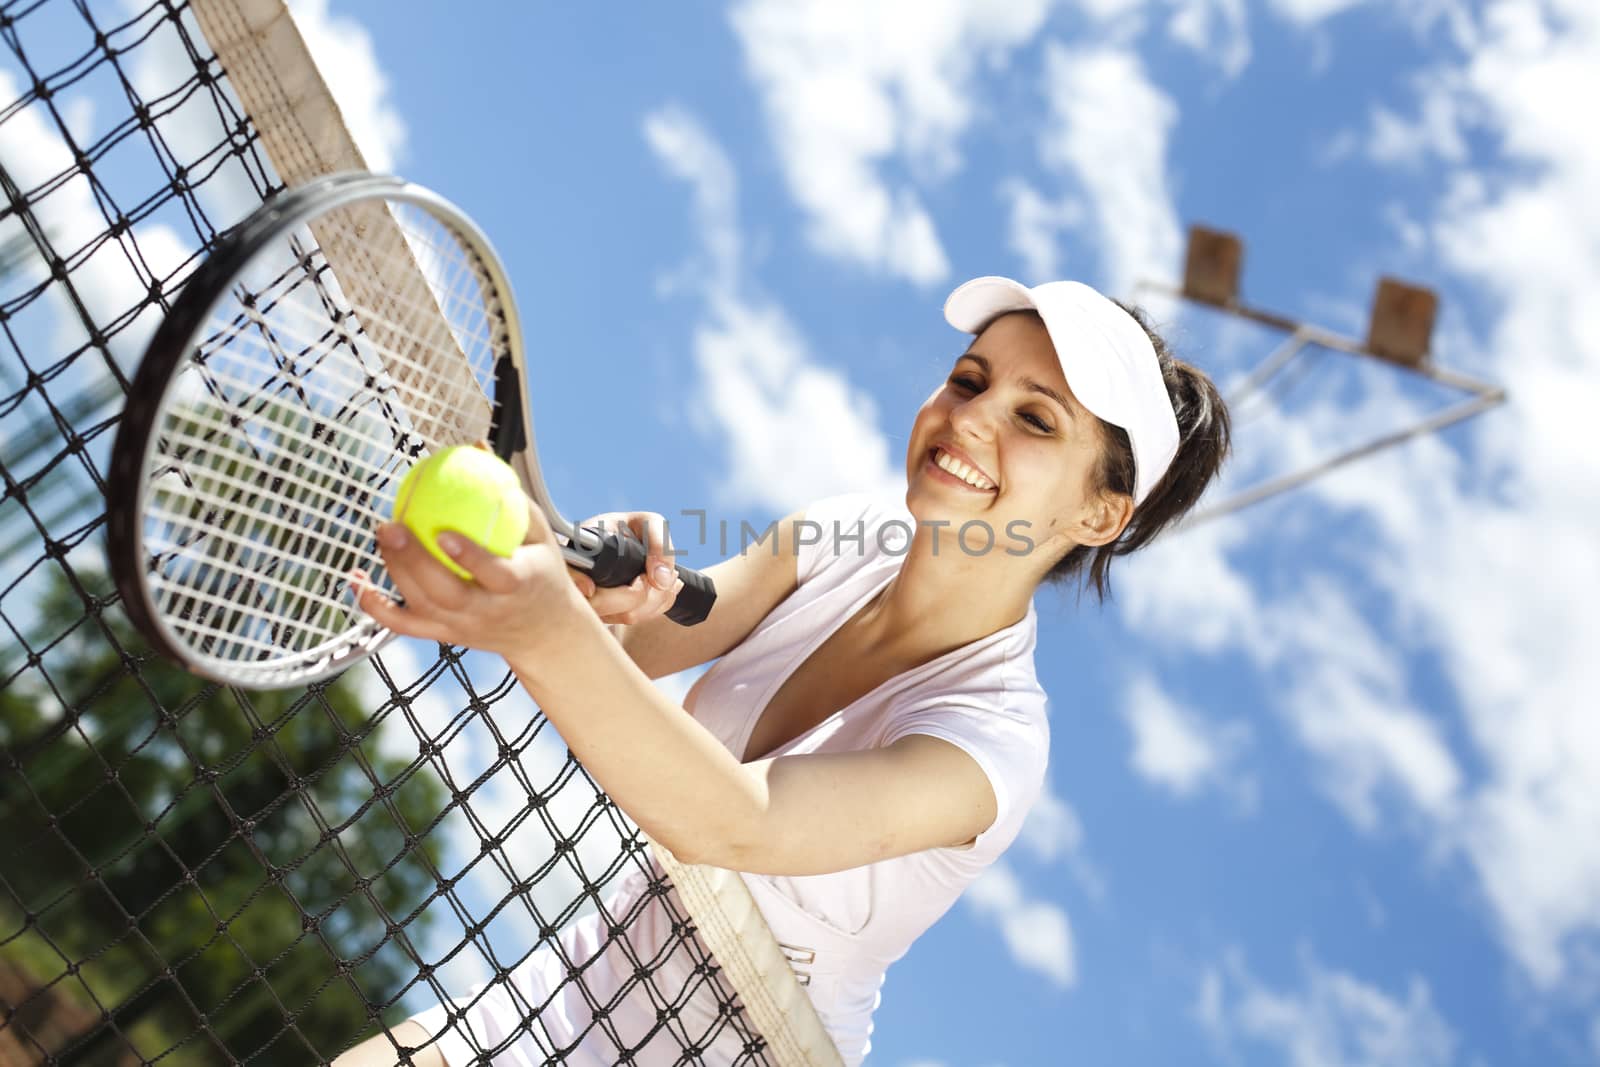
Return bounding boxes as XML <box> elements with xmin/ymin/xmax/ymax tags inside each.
<box><xmin>905</xmin><ymin>482</ymin><xmax>998</xmax><ymax>526</ymax></box>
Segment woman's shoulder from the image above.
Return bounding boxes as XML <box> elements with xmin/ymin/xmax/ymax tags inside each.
<box><xmin>889</xmin><ymin>667</ymin><xmax>1051</xmax><ymax>756</ymax></box>
<box><xmin>796</xmin><ymin>489</ymin><xmax>910</xmax><ymax>585</ymax></box>
<box><xmin>799</xmin><ymin>489</ymin><xmax>908</xmax><ymax>534</ymax></box>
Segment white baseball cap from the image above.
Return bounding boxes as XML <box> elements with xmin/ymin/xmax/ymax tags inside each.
<box><xmin>944</xmin><ymin>276</ymin><xmax>1180</xmax><ymax>506</ymax></box>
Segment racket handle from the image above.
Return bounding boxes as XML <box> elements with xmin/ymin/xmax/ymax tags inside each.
<box><xmin>577</xmin><ymin>524</ymin><xmax>717</xmax><ymax>626</ymax></box>
<box><xmin>664</xmin><ymin>567</ymin><xmax>717</xmax><ymax>627</ymax></box>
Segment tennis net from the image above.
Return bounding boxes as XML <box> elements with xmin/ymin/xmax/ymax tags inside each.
<box><xmin>0</xmin><ymin>1</ymin><xmax>799</xmax><ymax>1063</ymax></box>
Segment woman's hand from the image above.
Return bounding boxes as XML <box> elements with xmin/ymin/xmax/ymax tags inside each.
<box><xmin>351</xmin><ymin>493</ymin><xmax>586</xmax><ymax>663</ymax></box>
<box><xmin>564</xmin><ymin>511</ymin><xmax>684</xmax><ymax>625</ymax></box>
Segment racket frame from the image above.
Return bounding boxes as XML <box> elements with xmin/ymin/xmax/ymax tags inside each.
<box><xmin>108</xmin><ymin>174</ymin><xmax>537</xmax><ymax>685</ymax></box>
<box><xmin>108</xmin><ymin>172</ymin><xmax>712</xmax><ymax>690</ymax></box>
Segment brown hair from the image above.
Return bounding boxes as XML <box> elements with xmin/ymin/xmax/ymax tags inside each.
<box><xmin>1045</xmin><ymin>303</ymin><xmax>1232</xmax><ymax>602</ymax></box>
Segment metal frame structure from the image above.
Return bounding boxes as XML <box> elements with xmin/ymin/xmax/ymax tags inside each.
<box><xmin>1135</xmin><ymin>225</ymin><xmax>1507</xmax><ymax>525</ymax></box>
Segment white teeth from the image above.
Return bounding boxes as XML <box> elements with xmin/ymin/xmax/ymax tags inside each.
<box><xmin>934</xmin><ymin>449</ymin><xmax>995</xmax><ymax>491</ymax></box>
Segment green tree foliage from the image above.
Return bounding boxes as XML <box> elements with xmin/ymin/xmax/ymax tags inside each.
<box><xmin>1</xmin><ymin>564</ymin><xmax>448</xmax><ymax>1065</ymax></box>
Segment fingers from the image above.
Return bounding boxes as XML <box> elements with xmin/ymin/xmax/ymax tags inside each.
<box><xmin>615</xmin><ymin>575</ymin><xmax>684</xmax><ymax>625</ymax></box>
<box><xmin>376</xmin><ymin>523</ymin><xmax>472</xmax><ymax>611</ymax></box>
<box><xmin>586</xmin><ymin>572</ymin><xmax>684</xmax><ymax>625</ymax></box>
<box><xmin>349</xmin><ymin>569</ymin><xmax>449</xmax><ymax>643</ymax></box>
<box><xmin>578</xmin><ymin>511</ymin><xmax>680</xmax><ymax>593</ymax></box>
<box><xmin>563</xmin><ymin>510</ymin><xmax>686</xmax><ymax>625</ymax></box>
<box><xmin>355</xmin><ymin>508</ymin><xmax>574</xmax><ymax>661</ymax></box>
<box><xmin>585</xmin><ymin>572</ymin><xmax>650</xmax><ymax>621</ymax></box>
<box><xmin>566</xmin><ymin>565</ymin><xmax>597</xmax><ymax>599</ymax></box>
<box><xmin>634</xmin><ymin>513</ymin><xmax>679</xmax><ymax>593</ymax></box>
<box><xmin>434</xmin><ymin>530</ymin><xmax>527</xmax><ymax>595</ymax></box>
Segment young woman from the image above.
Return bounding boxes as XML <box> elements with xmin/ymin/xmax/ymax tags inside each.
<box><xmin>337</xmin><ymin>276</ymin><xmax>1231</xmax><ymax>1066</ymax></box>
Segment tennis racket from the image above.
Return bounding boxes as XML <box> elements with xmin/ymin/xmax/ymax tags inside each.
<box><xmin>106</xmin><ymin>172</ymin><xmax>716</xmax><ymax>690</ymax></box>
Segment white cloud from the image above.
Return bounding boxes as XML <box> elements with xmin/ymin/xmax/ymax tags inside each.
<box><xmin>727</xmin><ymin>0</ymin><xmax>1057</xmax><ymax>285</ymax></box>
<box><xmin>1079</xmin><ymin>0</ymin><xmax>1146</xmax><ymax>20</ymax></box>
<box><xmin>1129</xmin><ymin>0</ymin><xmax>1600</xmax><ymax>1001</ymax></box>
<box><xmin>0</xmin><ymin>68</ymin><xmax>189</xmax><ymax>378</ymax></box>
<box><xmin>1120</xmin><ymin>424</ymin><xmax>1463</xmax><ymax>818</ymax></box>
<box><xmin>1016</xmin><ymin>778</ymin><xmax>1084</xmax><ymax>862</ymax></box>
<box><xmin>1037</xmin><ymin>42</ymin><xmax>1183</xmax><ymax>294</ymax></box>
<box><xmin>643</xmin><ymin>105</ymin><xmax>902</xmax><ymax>515</ymax></box>
<box><xmin>1348</xmin><ymin>0</ymin><xmax>1600</xmax><ymax>992</ymax></box>
<box><xmin>1118</xmin><ymin>509</ymin><xmax>1263</xmax><ymax>658</ymax></box>
<box><xmin>1198</xmin><ymin>947</ymin><xmax>1457</xmax><ymax>1067</ymax></box>
<box><xmin>1194</xmin><ymin>964</ymin><xmax>1226</xmax><ymax>1032</ymax></box>
<box><xmin>1265</xmin><ymin>0</ymin><xmax>1469</xmax><ymax>39</ymax></box>
<box><xmin>358</xmin><ymin>640</ymin><xmax>460</xmax><ymax>766</ymax></box>
<box><xmin>1366</xmin><ymin>86</ymin><xmax>1469</xmax><ymax>170</ymax></box>
<box><xmin>1126</xmin><ymin>541</ymin><xmax>1462</xmax><ymax>836</ymax></box>
<box><xmin>999</xmin><ymin>177</ymin><xmax>1081</xmax><ymax>283</ymax></box>
<box><xmin>1266</xmin><ymin>0</ymin><xmax>1371</xmax><ymax>24</ymax></box>
<box><xmin>1270</xmin><ymin>582</ymin><xmax>1463</xmax><ymax>832</ymax></box>
<box><xmin>1207</xmin><ymin>355</ymin><xmax>1467</xmax><ymax>551</ymax></box>
<box><xmin>1015</xmin><ymin>777</ymin><xmax>1108</xmax><ymax>902</ymax></box>
<box><xmin>119</xmin><ymin>3</ymin><xmax>261</xmax><ymax>227</ymax></box>
<box><xmin>1122</xmin><ymin>674</ymin><xmax>1256</xmax><ymax>808</ymax></box>
<box><xmin>120</xmin><ymin>0</ymin><xmax>405</xmax><ymax>233</ymax></box>
<box><xmin>691</xmin><ymin>299</ymin><xmax>903</xmax><ymax>511</ymax></box>
<box><xmin>964</xmin><ymin>859</ymin><xmax>1076</xmax><ymax>988</ymax></box>
<box><xmin>287</xmin><ymin>0</ymin><xmax>407</xmax><ymax>172</ymax></box>
<box><xmin>61</xmin><ymin>96</ymin><xmax>95</xmax><ymax>146</ymax></box>
<box><xmin>642</xmin><ymin>106</ymin><xmax>741</xmax><ymax>295</ymax></box>
<box><xmin>1168</xmin><ymin>0</ymin><xmax>1252</xmax><ymax>78</ymax></box>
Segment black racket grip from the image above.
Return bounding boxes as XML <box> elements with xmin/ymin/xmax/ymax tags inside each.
<box><xmin>580</xmin><ymin>524</ymin><xmax>717</xmax><ymax>627</ymax></box>
<box><xmin>664</xmin><ymin>568</ymin><xmax>717</xmax><ymax>627</ymax></box>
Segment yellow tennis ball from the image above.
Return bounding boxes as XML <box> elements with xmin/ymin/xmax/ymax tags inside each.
<box><xmin>391</xmin><ymin>446</ymin><xmax>529</xmax><ymax>580</ymax></box>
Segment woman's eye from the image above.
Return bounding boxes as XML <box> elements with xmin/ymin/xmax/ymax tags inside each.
<box><xmin>949</xmin><ymin>375</ymin><xmax>1053</xmax><ymax>432</ymax></box>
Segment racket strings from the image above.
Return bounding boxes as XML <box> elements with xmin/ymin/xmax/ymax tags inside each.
<box><xmin>311</xmin><ymin>202</ymin><xmax>500</xmax><ymax>437</ymax></box>
<box><xmin>144</xmin><ymin>198</ymin><xmax>510</xmax><ymax>675</ymax></box>
<box><xmin>151</xmin><ymin>260</ymin><xmax>412</xmax><ymax>656</ymax></box>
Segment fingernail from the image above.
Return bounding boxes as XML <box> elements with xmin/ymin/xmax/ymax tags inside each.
<box><xmin>438</xmin><ymin>532</ymin><xmax>463</xmax><ymax>557</ymax></box>
<box><xmin>652</xmin><ymin>563</ymin><xmax>674</xmax><ymax>588</ymax></box>
<box><xmin>378</xmin><ymin>524</ymin><xmax>407</xmax><ymax>549</ymax></box>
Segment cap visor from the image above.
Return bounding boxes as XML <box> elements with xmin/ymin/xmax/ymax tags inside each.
<box><xmin>944</xmin><ymin>276</ymin><xmax>1037</xmax><ymax>334</ymax></box>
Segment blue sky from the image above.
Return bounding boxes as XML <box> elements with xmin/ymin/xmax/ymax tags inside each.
<box><xmin>5</xmin><ymin>0</ymin><xmax>1598</xmax><ymax>1064</ymax></box>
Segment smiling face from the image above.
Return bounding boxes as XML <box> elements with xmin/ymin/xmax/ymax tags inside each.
<box><xmin>905</xmin><ymin>310</ymin><xmax>1133</xmax><ymax>565</ymax></box>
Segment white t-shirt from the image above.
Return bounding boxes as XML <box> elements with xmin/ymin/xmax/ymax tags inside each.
<box><xmin>415</xmin><ymin>492</ymin><xmax>1050</xmax><ymax>1065</ymax></box>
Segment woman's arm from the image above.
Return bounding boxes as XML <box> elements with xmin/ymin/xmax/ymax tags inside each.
<box><xmin>353</xmin><ymin>505</ymin><xmax>997</xmax><ymax>876</ymax></box>
<box><xmin>508</xmin><ymin>603</ymin><xmax>997</xmax><ymax>872</ymax></box>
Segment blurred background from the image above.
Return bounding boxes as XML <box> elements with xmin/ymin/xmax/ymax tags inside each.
<box><xmin>2</xmin><ymin>0</ymin><xmax>1596</xmax><ymax>1064</ymax></box>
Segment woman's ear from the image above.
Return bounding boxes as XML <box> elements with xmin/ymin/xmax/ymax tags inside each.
<box><xmin>1075</xmin><ymin>489</ymin><xmax>1134</xmax><ymax>548</ymax></box>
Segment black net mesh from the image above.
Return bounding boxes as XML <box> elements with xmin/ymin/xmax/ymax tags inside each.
<box><xmin>0</xmin><ymin>2</ymin><xmax>768</xmax><ymax>1063</ymax></box>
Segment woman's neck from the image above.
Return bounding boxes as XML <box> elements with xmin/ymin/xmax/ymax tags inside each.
<box><xmin>849</xmin><ymin>525</ymin><xmax>1038</xmax><ymax>662</ymax></box>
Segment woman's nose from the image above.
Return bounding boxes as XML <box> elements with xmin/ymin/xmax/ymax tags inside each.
<box><xmin>950</xmin><ymin>391</ymin><xmax>999</xmax><ymax>440</ymax></box>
